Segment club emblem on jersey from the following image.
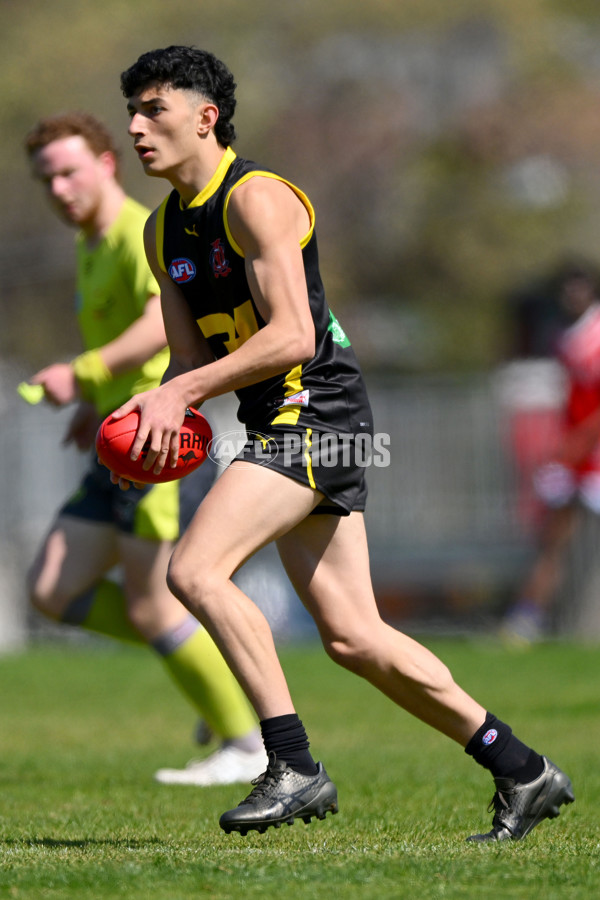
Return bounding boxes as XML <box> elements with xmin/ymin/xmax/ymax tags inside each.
<box><xmin>209</xmin><ymin>238</ymin><xmax>232</xmax><ymax>278</ymax></box>
<box><xmin>327</xmin><ymin>309</ymin><xmax>351</xmax><ymax>347</ymax></box>
<box><xmin>169</xmin><ymin>258</ymin><xmax>196</xmax><ymax>283</ymax></box>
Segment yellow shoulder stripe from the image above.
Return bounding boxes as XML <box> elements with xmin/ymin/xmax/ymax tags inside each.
<box><xmin>155</xmin><ymin>196</ymin><xmax>169</xmax><ymax>273</ymax></box>
<box><xmin>223</xmin><ymin>172</ymin><xmax>315</xmax><ymax>258</ymax></box>
<box><xmin>185</xmin><ymin>146</ymin><xmax>237</xmax><ymax>209</ymax></box>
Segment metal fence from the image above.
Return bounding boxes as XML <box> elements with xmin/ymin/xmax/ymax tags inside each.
<box><xmin>2</xmin><ymin>361</ymin><xmax>596</xmax><ymax>648</ymax></box>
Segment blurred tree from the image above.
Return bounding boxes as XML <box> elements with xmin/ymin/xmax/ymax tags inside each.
<box><xmin>2</xmin><ymin>0</ymin><xmax>600</xmax><ymax>371</ymax></box>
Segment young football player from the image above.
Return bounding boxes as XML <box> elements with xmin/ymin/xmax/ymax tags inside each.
<box><xmin>115</xmin><ymin>46</ymin><xmax>574</xmax><ymax>839</ymax></box>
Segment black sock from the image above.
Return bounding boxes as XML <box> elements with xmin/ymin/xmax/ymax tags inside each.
<box><xmin>465</xmin><ymin>712</ymin><xmax>544</xmax><ymax>782</ymax></box>
<box><xmin>260</xmin><ymin>714</ymin><xmax>318</xmax><ymax>776</ymax></box>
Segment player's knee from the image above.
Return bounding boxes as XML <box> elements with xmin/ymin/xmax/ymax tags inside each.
<box><xmin>124</xmin><ymin>600</ymin><xmax>152</xmax><ymax>636</ymax></box>
<box><xmin>323</xmin><ymin>635</ymin><xmax>374</xmax><ymax>676</ymax></box>
<box><xmin>27</xmin><ymin>574</ymin><xmax>64</xmax><ymax>620</ymax></box>
<box><xmin>167</xmin><ymin>552</ymin><xmax>215</xmax><ymax>611</ymax></box>
<box><xmin>28</xmin><ymin>585</ymin><xmax>49</xmax><ymax>616</ymax></box>
<box><xmin>166</xmin><ymin>553</ymin><xmax>191</xmax><ymax>602</ymax></box>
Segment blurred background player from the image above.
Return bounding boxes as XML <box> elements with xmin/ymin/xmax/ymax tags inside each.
<box><xmin>22</xmin><ymin>111</ymin><xmax>266</xmax><ymax>785</ymax></box>
<box><xmin>503</xmin><ymin>263</ymin><xmax>600</xmax><ymax>643</ymax></box>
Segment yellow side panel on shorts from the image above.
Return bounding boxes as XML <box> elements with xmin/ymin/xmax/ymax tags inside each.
<box><xmin>303</xmin><ymin>429</ymin><xmax>316</xmax><ymax>489</ymax></box>
<box><xmin>134</xmin><ymin>481</ymin><xmax>179</xmax><ymax>542</ymax></box>
<box><xmin>271</xmin><ymin>365</ymin><xmax>304</xmax><ymax>426</ymax></box>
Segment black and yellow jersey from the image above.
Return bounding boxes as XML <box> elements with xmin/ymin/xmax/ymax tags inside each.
<box><xmin>156</xmin><ymin>147</ymin><xmax>372</xmax><ymax>435</ymax></box>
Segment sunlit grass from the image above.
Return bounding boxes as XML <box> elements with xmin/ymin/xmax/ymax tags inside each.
<box><xmin>0</xmin><ymin>638</ymin><xmax>598</xmax><ymax>899</ymax></box>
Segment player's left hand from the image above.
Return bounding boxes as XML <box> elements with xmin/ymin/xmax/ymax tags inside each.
<box><xmin>107</xmin><ymin>470</ymin><xmax>145</xmax><ymax>491</ymax></box>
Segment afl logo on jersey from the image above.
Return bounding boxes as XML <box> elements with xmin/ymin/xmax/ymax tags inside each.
<box><xmin>209</xmin><ymin>238</ymin><xmax>232</xmax><ymax>278</ymax></box>
<box><xmin>169</xmin><ymin>258</ymin><xmax>196</xmax><ymax>283</ymax></box>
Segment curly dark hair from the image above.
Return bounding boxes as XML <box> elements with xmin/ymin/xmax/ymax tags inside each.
<box><xmin>24</xmin><ymin>111</ymin><xmax>122</xmax><ymax>180</ymax></box>
<box><xmin>120</xmin><ymin>45</ymin><xmax>237</xmax><ymax>147</ymax></box>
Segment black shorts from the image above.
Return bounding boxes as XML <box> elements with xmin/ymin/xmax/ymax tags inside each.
<box><xmin>59</xmin><ymin>454</ymin><xmax>216</xmax><ymax>539</ymax></box>
<box><xmin>234</xmin><ymin>428</ymin><xmax>372</xmax><ymax>515</ymax></box>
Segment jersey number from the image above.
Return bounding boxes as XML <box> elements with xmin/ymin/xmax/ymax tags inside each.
<box><xmin>197</xmin><ymin>300</ymin><xmax>260</xmax><ymax>353</ymax></box>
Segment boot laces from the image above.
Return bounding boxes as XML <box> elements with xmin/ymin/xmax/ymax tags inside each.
<box><xmin>241</xmin><ymin>757</ymin><xmax>285</xmax><ymax>803</ymax></box>
<box><xmin>488</xmin><ymin>787</ymin><xmax>512</xmax><ymax>822</ymax></box>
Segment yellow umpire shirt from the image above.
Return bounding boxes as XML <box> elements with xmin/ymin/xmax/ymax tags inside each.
<box><xmin>75</xmin><ymin>196</ymin><xmax>169</xmax><ymax>417</ymax></box>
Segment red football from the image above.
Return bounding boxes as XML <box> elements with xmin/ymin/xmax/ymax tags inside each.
<box><xmin>96</xmin><ymin>407</ymin><xmax>212</xmax><ymax>484</ymax></box>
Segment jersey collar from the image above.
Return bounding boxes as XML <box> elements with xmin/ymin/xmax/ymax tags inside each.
<box><xmin>181</xmin><ymin>146</ymin><xmax>237</xmax><ymax>210</ymax></box>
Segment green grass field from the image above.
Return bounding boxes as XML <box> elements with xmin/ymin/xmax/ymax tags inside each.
<box><xmin>1</xmin><ymin>637</ymin><xmax>598</xmax><ymax>899</ymax></box>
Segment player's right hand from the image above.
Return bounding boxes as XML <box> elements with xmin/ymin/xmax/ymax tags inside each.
<box><xmin>31</xmin><ymin>362</ymin><xmax>79</xmax><ymax>406</ymax></box>
<box><xmin>110</xmin><ymin>382</ymin><xmax>189</xmax><ymax>476</ymax></box>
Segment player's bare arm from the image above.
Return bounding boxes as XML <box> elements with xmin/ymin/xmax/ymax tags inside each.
<box><xmin>31</xmin><ymin>293</ymin><xmax>165</xmax><ymax>408</ymax></box>
<box><xmin>98</xmin><ymin>293</ymin><xmax>166</xmax><ymax>374</ymax></box>
<box><xmin>165</xmin><ymin>175</ymin><xmax>315</xmax><ymax>396</ymax></box>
